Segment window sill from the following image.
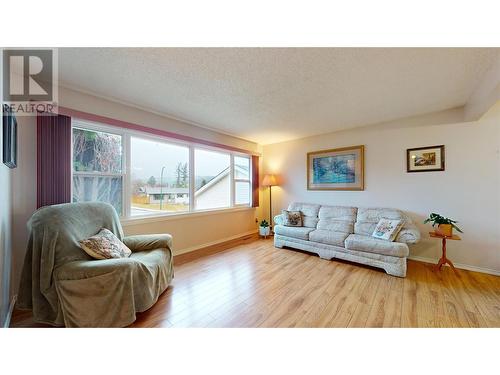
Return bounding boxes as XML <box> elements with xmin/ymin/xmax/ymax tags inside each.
<box><xmin>121</xmin><ymin>206</ymin><xmax>256</xmax><ymax>226</ymax></box>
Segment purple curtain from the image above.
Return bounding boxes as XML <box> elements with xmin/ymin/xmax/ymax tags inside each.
<box><xmin>37</xmin><ymin>113</ymin><xmax>72</xmax><ymax>208</ymax></box>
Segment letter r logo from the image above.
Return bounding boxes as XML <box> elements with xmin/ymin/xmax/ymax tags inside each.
<box><xmin>3</xmin><ymin>49</ymin><xmax>53</xmax><ymax>101</ymax></box>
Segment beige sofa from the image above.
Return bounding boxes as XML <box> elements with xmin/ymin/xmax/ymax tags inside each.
<box><xmin>273</xmin><ymin>202</ymin><xmax>420</xmax><ymax>277</ymax></box>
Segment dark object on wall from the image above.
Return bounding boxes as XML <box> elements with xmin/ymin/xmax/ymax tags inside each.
<box><xmin>407</xmin><ymin>145</ymin><xmax>445</xmax><ymax>172</ymax></box>
<box><xmin>2</xmin><ymin>106</ymin><xmax>18</xmax><ymax>168</ymax></box>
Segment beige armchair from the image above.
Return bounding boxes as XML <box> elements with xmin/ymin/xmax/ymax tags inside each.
<box><xmin>17</xmin><ymin>202</ymin><xmax>174</xmax><ymax>327</ymax></box>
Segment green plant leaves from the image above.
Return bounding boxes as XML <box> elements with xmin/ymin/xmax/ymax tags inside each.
<box><xmin>423</xmin><ymin>213</ymin><xmax>463</xmax><ymax>233</ymax></box>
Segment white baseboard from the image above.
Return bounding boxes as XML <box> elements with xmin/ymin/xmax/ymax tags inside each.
<box><xmin>408</xmin><ymin>255</ymin><xmax>500</xmax><ymax>276</ymax></box>
<box><xmin>3</xmin><ymin>294</ymin><xmax>17</xmax><ymax>328</ymax></box>
<box><xmin>174</xmin><ymin>230</ymin><xmax>258</xmax><ymax>256</ymax></box>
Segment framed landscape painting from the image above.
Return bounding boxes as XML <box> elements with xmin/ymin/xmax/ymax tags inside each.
<box><xmin>307</xmin><ymin>145</ymin><xmax>364</xmax><ymax>190</ymax></box>
<box><xmin>407</xmin><ymin>145</ymin><xmax>445</xmax><ymax>172</ymax></box>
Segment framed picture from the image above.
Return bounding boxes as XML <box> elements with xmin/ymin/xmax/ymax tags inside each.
<box><xmin>407</xmin><ymin>145</ymin><xmax>444</xmax><ymax>173</ymax></box>
<box><xmin>307</xmin><ymin>145</ymin><xmax>364</xmax><ymax>190</ymax></box>
<box><xmin>2</xmin><ymin>107</ymin><xmax>18</xmax><ymax>169</ymax></box>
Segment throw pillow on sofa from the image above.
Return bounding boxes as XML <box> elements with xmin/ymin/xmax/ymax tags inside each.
<box><xmin>282</xmin><ymin>210</ymin><xmax>303</xmax><ymax>227</ymax></box>
<box><xmin>372</xmin><ymin>218</ymin><xmax>403</xmax><ymax>241</ymax></box>
<box><xmin>79</xmin><ymin>228</ymin><xmax>132</xmax><ymax>259</ymax></box>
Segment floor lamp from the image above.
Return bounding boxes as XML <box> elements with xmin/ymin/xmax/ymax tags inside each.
<box><xmin>262</xmin><ymin>174</ymin><xmax>278</xmax><ymax>233</ymax></box>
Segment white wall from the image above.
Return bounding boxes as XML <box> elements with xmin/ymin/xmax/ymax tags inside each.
<box><xmin>263</xmin><ymin>103</ymin><xmax>500</xmax><ymax>274</ymax></box>
<box><xmin>10</xmin><ymin>86</ymin><xmax>262</xmax><ymax>299</ymax></box>
<box><xmin>10</xmin><ymin>115</ymin><xmax>36</xmax><ymax>303</ymax></box>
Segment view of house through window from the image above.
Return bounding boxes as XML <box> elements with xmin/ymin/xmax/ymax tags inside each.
<box><xmin>131</xmin><ymin>137</ymin><xmax>190</xmax><ymax>216</ymax></box>
<box><xmin>194</xmin><ymin>149</ymin><xmax>231</xmax><ymax>210</ymax></box>
<box><xmin>72</xmin><ymin>127</ymin><xmax>124</xmax><ymax>214</ymax></box>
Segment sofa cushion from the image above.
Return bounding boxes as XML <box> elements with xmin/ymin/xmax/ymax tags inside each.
<box><xmin>309</xmin><ymin>229</ymin><xmax>349</xmax><ymax>247</ymax></box>
<box><xmin>355</xmin><ymin>207</ymin><xmax>406</xmax><ymax>236</ymax></box>
<box><xmin>316</xmin><ymin>205</ymin><xmax>356</xmax><ymax>235</ymax></box>
<box><xmin>282</xmin><ymin>210</ymin><xmax>303</xmax><ymax>227</ymax></box>
<box><xmin>344</xmin><ymin>234</ymin><xmax>409</xmax><ymax>257</ymax></box>
<box><xmin>354</xmin><ymin>221</ymin><xmax>378</xmax><ymax>236</ymax></box>
<box><xmin>317</xmin><ymin>218</ymin><xmax>354</xmax><ymax>233</ymax></box>
<box><xmin>274</xmin><ymin>225</ymin><xmax>315</xmax><ymax>240</ymax></box>
<box><xmin>288</xmin><ymin>202</ymin><xmax>321</xmax><ymax>228</ymax></box>
<box><xmin>79</xmin><ymin>228</ymin><xmax>132</xmax><ymax>260</ymax></box>
<box><xmin>318</xmin><ymin>205</ymin><xmax>357</xmax><ymax>221</ymax></box>
<box><xmin>372</xmin><ymin>218</ymin><xmax>403</xmax><ymax>241</ymax></box>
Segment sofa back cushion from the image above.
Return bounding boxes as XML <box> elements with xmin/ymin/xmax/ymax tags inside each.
<box><xmin>287</xmin><ymin>202</ymin><xmax>321</xmax><ymax>228</ymax></box>
<box><xmin>317</xmin><ymin>205</ymin><xmax>357</xmax><ymax>234</ymax></box>
<box><xmin>354</xmin><ymin>207</ymin><xmax>405</xmax><ymax>236</ymax></box>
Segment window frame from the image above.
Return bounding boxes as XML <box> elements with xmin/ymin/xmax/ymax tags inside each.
<box><xmin>71</xmin><ymin>118</ymin><xmax>253</xmax><ymax>221</ymax></box>
<box><xmin>233</xmin><ymin>155</ymin><xmax>252</xmax><ymax>207</ymax></box>
<box><xmin>71</xmin><ymin>121</ymin><xmax>127</xmax><ymax>216</ymax></box>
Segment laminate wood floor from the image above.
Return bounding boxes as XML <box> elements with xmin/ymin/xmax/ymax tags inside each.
<box><xmin>10</xmin><ymin>237</ymin><xmax>500</xmax><ymax>328</ymax></box>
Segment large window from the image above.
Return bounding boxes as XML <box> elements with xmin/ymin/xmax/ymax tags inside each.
<box><xmin>71</xmin><ymin>119</ymin><xmax>253</xmax><ymax>219</ymax></box>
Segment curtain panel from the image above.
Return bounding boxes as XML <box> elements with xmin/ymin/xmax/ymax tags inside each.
<box><xmin>37</xmin><ymin>113</ymin><xmax>72</xmax><ymax>208</ymax></box>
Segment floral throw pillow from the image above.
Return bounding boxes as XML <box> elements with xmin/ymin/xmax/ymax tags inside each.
<box><xmin>282</xmin><ymin>210</ymin><xmax>303</xmax><ymax>227</ymax></box>
<box><xmin>79</xmin><ymin>228</ymin><xmax>132</xmax><ymax>260</ymax></box>
<box><xmin>372</xmin><ymin>218</ymin><xmax>403</xmax><ymax>242</ymax></box>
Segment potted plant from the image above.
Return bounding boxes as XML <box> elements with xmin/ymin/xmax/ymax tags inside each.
<box><xmin>259</xmin><ymin>219</ymin><xmax>270</xmax><ymax>237</ymax></box>
<box><xmin>424</xmin><ymin>213</ymin><xmax>463</xmax><ymax>237</ymax></box>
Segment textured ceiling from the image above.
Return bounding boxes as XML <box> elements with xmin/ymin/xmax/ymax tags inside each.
<box><xmin>58</xmin><ymin>48</ymin><xmax>499</xmax><ymax>144</ymax></box>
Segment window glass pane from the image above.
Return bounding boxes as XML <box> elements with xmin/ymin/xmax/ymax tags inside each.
<box><xmin>72</xmin><ymin>176</ymin><xmax>123</xmax><ymax>214</ymax></box>
<box><xmin>195</xmin><ymin>149</ymin><xmax>230</xmax><ymax>210</ymax></box>
<box><xmin>73</xmin><ymin>127</ymin><xmax>122</xmax><ymax>173</ymax></box>
<box><xmin>235</xmin><ymin>181</ymin><xmax>250</xmax><ymax>205</ymax></box>
<box><xmin>130</xmin><ymin>137</ymin><xmax>190</xmax><ymax>216</ymax></box>
<box><xmin>234</xmin><ymin>156</ymin><xmax>250</xmax><ymax>180</ymax></box>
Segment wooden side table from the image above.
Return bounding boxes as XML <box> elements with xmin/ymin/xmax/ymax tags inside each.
<box><xmin>429</xmin><ymin>232</ymin><xmax>461</xmax><ymax>273</ymax></box>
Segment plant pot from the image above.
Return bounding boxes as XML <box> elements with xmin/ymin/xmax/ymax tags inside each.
<box><xmin>259</xmin><ymin>226</ymin><xmax>270</xmax><ymax>236</ymax></box>
<box><xmin>435</xmin><ymin>224</ymin><xmax>453</xmax><ymax>237</ymax></box>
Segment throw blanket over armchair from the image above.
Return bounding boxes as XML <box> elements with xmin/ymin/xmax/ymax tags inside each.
<box><xmin>17</xmin><ymin>202</ymin><xmax>174</xmax><ymax>327</ymax></box>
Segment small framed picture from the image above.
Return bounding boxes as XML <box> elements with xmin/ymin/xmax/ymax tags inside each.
<box><xmin>307</xmin><ymin>145</ymin><xmax>364</xmax><ymax>190</ymax></box>
<box><xmin>407</xmin><ymin>145</ymin><xmax>444</xmax><ymax>173</ymax></box>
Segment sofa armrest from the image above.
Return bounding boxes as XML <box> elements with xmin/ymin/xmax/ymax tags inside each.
<box><xmin>123</xmin><ymin>234</ymin><xmax>173</xmax><ymax>252</ymax></box>
<box><xmin>396</xmin><ymin>223</ymin><xmax>421</xmax><ymax>245</ymax></box>
<box><xmin>274</xmin><ymin>214</ymin><xmax>284</xmax><ymax>226</ymax></box>
<box><xmin>54</xmin><ymin>258</ymin><xmax>136</xmax><ymax>280</ymax></box>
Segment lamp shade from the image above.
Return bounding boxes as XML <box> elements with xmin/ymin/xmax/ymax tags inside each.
<box><xmin>262</xmin><ymin>174</ymin><xmax>278</xmax><ymax>186</ymax></box>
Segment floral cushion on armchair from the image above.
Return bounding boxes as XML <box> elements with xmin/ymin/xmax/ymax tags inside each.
<box><xmin>79</xmin><ymin>228</ymin><xmax>132</xmax><ymax>259</ymax></box>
